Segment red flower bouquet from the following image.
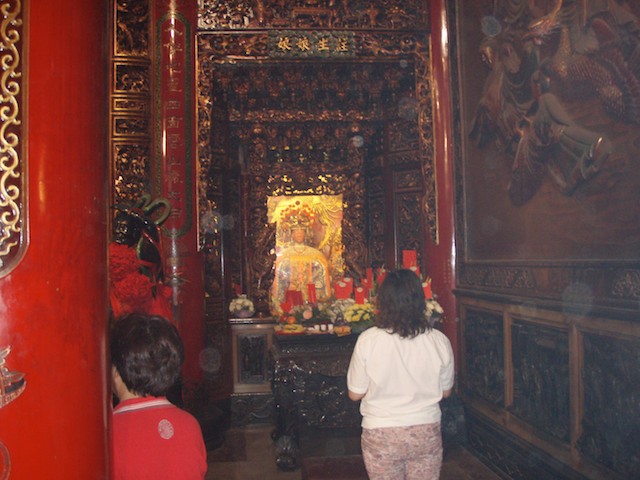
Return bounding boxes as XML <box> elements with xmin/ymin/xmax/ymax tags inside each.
<box><xmin>109</xmin><ymin>242</ymin><xmax>165</xmax><ymax>319</ymax></box>
<box><xmin>109</xmin><ymin>243</ymin><xmax>139</xmax><ymax>282</ymax></box>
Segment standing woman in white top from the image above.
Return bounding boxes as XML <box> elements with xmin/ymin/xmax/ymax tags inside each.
<box><xmin>347</xmin><ymin>269</ymin><xmax>455</xmax><ymax>480</ymax></box>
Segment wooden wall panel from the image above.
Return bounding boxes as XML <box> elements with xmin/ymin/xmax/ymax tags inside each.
<box><xmin>451</xmin><ymin>0</ymin><xmax>640</xmax><ymax>476</ymax></box>
<box><xmin>457</xmin><ymin>296</ymin><xmax>640</xmax><ymax>478</ymax></box>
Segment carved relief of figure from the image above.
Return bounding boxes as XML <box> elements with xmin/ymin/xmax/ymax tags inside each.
<box><xmin>470</xmin><ymin>0</ymin><xmax>638</xmax><ymax>206</ymax></box>
<box><xmin>470</xmin><ymin>32</ymin><xmax>538</xmax><ymax>154</ymax></box>
<box><xmin>508</xmin><ymin>71</ymin><xmax>612</xmax><ymax>205</ymax></box>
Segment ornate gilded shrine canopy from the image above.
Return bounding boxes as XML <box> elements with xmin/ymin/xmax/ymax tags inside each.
<box><xmin>195</xmin><ymin>0</ymin><xmax>434</xmax><ymax>314</ymax></box>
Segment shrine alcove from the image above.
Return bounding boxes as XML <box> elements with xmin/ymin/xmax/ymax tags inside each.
<box><xmin>195</xmin><ymin>27</ymin><xmax>436</xmax><ymax>411</ymax></box>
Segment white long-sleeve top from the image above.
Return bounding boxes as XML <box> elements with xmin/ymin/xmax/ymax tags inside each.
<box><xmin>347</xmin><ymin>326</ymin><xmax>455</xmax><ymax>429</ymax></box>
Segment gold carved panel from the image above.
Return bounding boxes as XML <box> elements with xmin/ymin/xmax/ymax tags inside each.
<box><xmin>110</xmin><ymin>0</ymin><xmax>152</xmax><ymax>208</ymax></box>
<box><xmin>197</xmin><ymin>0</ymin><xmax>428</xmax><ymax>32</ymax></box>
<box><xmin>0</xmin><ymin>0</ymin><xmax>26</xmax><ymax>277</ymax></box>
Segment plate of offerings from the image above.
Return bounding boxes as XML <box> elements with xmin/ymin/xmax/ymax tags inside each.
<box><xmin>274</xmin><ymin>324</ymin><xmax>306</xmax><ymax>335</ymax></box>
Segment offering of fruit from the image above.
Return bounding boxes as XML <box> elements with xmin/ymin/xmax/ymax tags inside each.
<box><xmin>333</xmin><ymin>325</ymin><xmax>351</xmax><ymax>336</ymax></box>
<box><xmin>282</xmin><ymin>323</ymin><xmax>305</xmax><ymax>333</ymax></box>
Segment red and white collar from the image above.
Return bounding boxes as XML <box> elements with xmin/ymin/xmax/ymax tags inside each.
<box><xmin>114</xmin><ymin>396</ymin><xmax>172</xmax><ymax>414</ymax></box>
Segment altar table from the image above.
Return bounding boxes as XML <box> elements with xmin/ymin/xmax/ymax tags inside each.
<box><xmin>270</xmin><ymin>333</ymin><xmax>362</xmax><ymax>471</ymax></box>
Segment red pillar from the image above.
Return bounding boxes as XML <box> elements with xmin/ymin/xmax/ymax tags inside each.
<box><xmin>427</xmin><ymin>0</ymin><xmax>459</xmax><ymax>368</ymax></box>
<box><xmin>0</xmin><ymin>1</ymin><xmax>110</xmax><ymax>479</ymax></box>
<box><xmin>151</xmin><ymin>0</ymin><xmax>205</xmax><ymax>392</ymax></box>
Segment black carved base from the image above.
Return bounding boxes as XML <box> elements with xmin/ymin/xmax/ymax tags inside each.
<box><xmin>231</xmin><ymin>393</ymin><xmax>275</xmax><ymax>427</ymax></box>
<box><xmin>465</xmin><ymin>408</ymin><xmax>584</xmax><ymax>480</ymax></box>
<box><xmin>270</xmin><ymin>334</ymin><xmax>361</xmax><ymax>471</ymax></box>
<box><xmin>441</xmin><ymin>392</ymin><xmax>467</xmax><ymax>447</ymax></box>
<box><xmin>274</xmin><ymin>433</ymin><xmax>300</xmax><ymax>471</ymax></box>
<box><xmin>195</xmin><ymin>398</ymin><xmax>230</xmax><ymax>451</ymax></box>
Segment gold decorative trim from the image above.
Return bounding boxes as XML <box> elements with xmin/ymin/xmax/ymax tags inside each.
<box><xmin>197</xmin><ymin>0</ymin><xmax>428</xmax><ymax>32</ymax></box>
<box><xmin>110</xmin><ymin>0</ymin><xmax>152</xmax><ymax>208</ymax></box>
<box><xmin>0</xmin><ymin>0</ymin><xmax>26</xmax><ymax>277</ymax></box>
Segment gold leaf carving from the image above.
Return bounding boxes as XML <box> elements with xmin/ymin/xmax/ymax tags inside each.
<box><xmin>0</xmin><ymin>0</ymin><xmax>24</xmax><ymax>276</ymax></box>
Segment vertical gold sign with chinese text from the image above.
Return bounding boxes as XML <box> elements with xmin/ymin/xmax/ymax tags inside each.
<box><xmin>156</xmin><ymin>13</ymin><xmax>193</xmax><ymax>236</ymax></box>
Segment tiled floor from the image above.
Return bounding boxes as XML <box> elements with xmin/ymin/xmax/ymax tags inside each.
<box><xmin>206</xmin><ymin>424</ymin><xmax>502</xmax><ymax>479</ymax></box>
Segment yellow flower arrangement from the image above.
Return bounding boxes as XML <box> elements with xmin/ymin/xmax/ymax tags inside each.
<box><xmin>343</xmin><ymin>302</ymin><xmax>375</xmax><ymax>333</ymax></box>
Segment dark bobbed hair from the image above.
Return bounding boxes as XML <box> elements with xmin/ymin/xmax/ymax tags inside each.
<box><xmin>375</xmin><ymin>269</ymin><xmax>430</xmax><ymax>338</ymax></box>
<box><xmin>110</xmin><ymin>314</ymin><xmax>184</xmax><ymax>397</ymax></box>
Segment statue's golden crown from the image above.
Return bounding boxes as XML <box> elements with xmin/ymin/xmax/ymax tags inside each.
<box><xmin>279</xmin><ymin>202</ymin><xmax>316</xmax><ymax>229</ymax></box>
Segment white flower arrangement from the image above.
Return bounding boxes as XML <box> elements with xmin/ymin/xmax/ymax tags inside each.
<box><xmin>229</xmin><ymin>294</ymin><xmax>254</xmax><ymax>314</ymax></box>
<box><xmin>426</xmin><ymin>298</ymin><xmax>443</xmax><ymax>316</ymax></box>
<box><xmin>425</xmin><ymin>298</ymin><xmax>444</xmax><ymax>326</ymax></box>
<box><xmin>324</xmin><ymin>298</ymin><xmax>356</xmax><ymax>323</ymax></box>
<box><xmin>287</xmin><ymin>304</ymin><xmax>330</xmax><ymax>324</ymax></box>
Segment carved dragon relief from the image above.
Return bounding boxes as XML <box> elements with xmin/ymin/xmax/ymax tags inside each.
<box><xmin>454</xmin><ymin>0</ymin><xmax>640</xmax><ymax>305</ymax></box>
<box><xmin>115</xmin><ymin>0</ymin><xmax>149</xmax><ymax>57</ymax></box>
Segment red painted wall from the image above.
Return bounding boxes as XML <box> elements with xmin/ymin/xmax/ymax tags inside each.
<box><xmin>0</xmin><ymin>1</ymin><xmax>110</xmax><ymax>478</ymax></box>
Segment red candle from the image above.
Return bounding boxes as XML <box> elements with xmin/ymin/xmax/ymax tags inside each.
<box><xmin>307</xmin><ymin>283</ymin><xmax>317</xmax><ymax>304</ymax></box>
<box><xmin>280</xmin><ymin>302</ymin><xmax>292</xmax><ymax>314</ymax></box>
<box><xmin>285</xmin><ymin>290</ymin><xmax>295</xmax><ymax>305</ymax></box>
<box><xmin>287</xmin><ymin>289</ymin><xmax>304</xmax><ymax>306</ymax></box>
<box><xmin>377</xmin><ymin>269</ymin><xmax>387</xmax><ymax>287</ymax></box>
<box><xmin>343</xmin><ymin>277</ymin><xmax>354</xmax><ymax>297</ymax></box>
<box><xmin>366</xmin><ymin>268</ymin><xmax>373</xmax><ymax>287</ymax></box>
<box><xmin>402</xmin><ymin>250</ymin><xmax>417</xmax><ymax>269</ymax></box>
<box><xmin>355</xmin><ymin>286</ymin><xmax>366</xmax><ymax>304</ymax></box>
<box><xmin>422</xmin><ymin>281</ymin><xmax>432</xmax><ymax>299</ymax></box>
<box><xmin>293</xmin><ymin>290</ymin><xmax>304</xmax><ymax>306</ymax></box>
<box><xmin>334</xmin><ymin>281</ymin><xmax>349</xmax><ymax>299</ymax></box>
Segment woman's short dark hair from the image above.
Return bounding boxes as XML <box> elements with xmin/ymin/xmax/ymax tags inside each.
<box><xmin>110</xmin><ymin>314</ymin><xmax>184</xmax><ymax>397</ymax></box>
<box><xmin>375</xmin><ymin>269</ymin><xmax>430</xmax><ymax>338</ymax></box>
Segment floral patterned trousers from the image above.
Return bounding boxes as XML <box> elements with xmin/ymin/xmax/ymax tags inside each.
<box><xmin>361</xmin><ymin>422</ymin><xmax>442</xmax><ymax>480</ymax></box>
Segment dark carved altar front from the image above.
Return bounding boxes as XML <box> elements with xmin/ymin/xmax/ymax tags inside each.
<box><xmin>270</xmin><ymin>334</ymin><xmax>362</xmax><ymax>471</ymax></box>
